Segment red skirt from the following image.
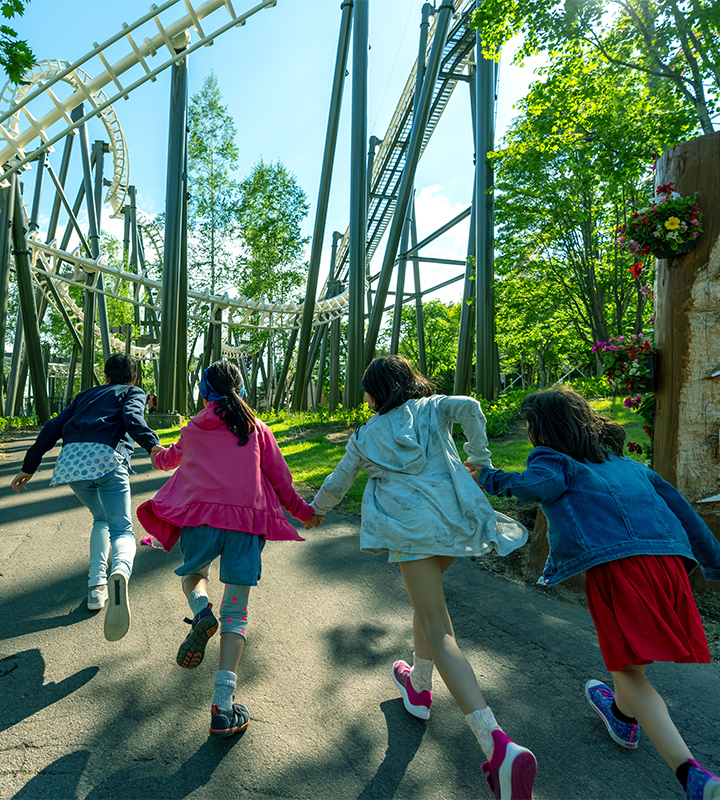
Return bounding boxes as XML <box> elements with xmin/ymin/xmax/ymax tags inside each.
<box><xmin>585</xmin><ymin>554</ymin><xmax>710</xmax><ymax>672</ymax></box>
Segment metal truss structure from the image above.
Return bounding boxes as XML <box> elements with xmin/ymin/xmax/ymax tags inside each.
<box><xmin>0</xmin><ymin>0</ymin><xmax>497</xmax><ymax>422</ymax></box>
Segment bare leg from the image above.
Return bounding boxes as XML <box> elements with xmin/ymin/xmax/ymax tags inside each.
<box><xmin>611</xmin><ymin>666</ymin><xmax>692</xmax><ymax>771</ymax></box>
<box><xmin>400</xmin><ymin>556</ymin><xmax>486</xmax><ymax>715</ymax></box>
<box><xmin>182</xmin><ymin>574</ymin><xmax>207</xmax><ymax>598</ymax></box>
<box><xmin>411</xmin><ymin>556</ymin><xmax>455</xmax><ymax>660</ymax></box>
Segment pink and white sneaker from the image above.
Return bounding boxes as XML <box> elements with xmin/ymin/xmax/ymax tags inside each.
<box><xmin>481</xmin><ymin>729</ymin><xmax>537</xmax><ymax>800</ymax></box>
<box><xmin>392</xmin><ymin>660</ymin><xmax>432</xmax><ymax>720</ymax></box>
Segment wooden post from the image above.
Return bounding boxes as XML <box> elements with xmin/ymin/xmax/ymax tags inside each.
<box><xmin>655</xmin><ymin>131</ymin><xmax>720</xmax><ymax>590</ymax></box>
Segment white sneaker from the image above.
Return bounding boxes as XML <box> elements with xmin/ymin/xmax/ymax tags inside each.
<box><xmin>87</xmin><ymin>584</ymin><xmax>108</xmax><ymax>611</ymax></box>
<box><xmin>104</xmin><ymin>572</ymin><xmax>131</xmax><ymax>641</ymax></box>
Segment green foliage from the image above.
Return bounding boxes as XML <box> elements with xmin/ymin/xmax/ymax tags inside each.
<box><xmin>0</xmin><ymin>413</ymin><xmax>38</xmax><ymax>433</ymax></box>
<box><xmin>470</xmin><ymin>0</ymin><xmax>719</xmax><ymax>134</ymax></box>
<box><xmin>383</xmin><ymin>300</ymin><xmax>462</xmax><ymax>390</ymax></box>
<box><xmin>236</xmin><ymin>159</ymin><xmax>309</xmax><ymax>303</ymax></box>
<box><xmin>492</xmin><ymin>42</ymin><xmax>691</xmax><ymax>368</ymax></box>
<box><xmin>187</xmin><ymin>72</ymin><xmax>241</xmax><ymax>297</ymax></box>
<box><xmin>0</xmin><ymin>1</ymin><xmax>33</xmax><ymax>85</ymax></box>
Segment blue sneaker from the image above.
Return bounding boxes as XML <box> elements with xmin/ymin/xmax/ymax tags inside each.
<box><xmin>209</xmin><ymin>703</ymin><xmax>250</xmax><ymax>738</ymax></box>
<box><xmin>686</xmin><ymin>760</ymin><xmax>720</xmax><ymax>800</ymax></box>
<box><xmin>584</xmin><ymin>680</ymin><xmax>640</xmax><ymax>749</ymax></box>
<box><xmin>177</xmin><ymin>604</ymin><xmax>218</xmax><ymax>669</ymax></box>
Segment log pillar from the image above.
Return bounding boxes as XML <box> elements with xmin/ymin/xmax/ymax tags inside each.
<box><xmin>655</xmin><ymin>131</ymin><xmax>720</xmax><ymax>590</ymax></box>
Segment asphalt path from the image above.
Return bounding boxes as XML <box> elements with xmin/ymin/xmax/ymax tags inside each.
<box><xmin>1</xmin><ymin>431</ymin><xmax>719</xmax><ymax>800</ymax></box>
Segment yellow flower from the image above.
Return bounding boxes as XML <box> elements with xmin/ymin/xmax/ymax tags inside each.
<box><xmin>664</xmin><ymin>216</ymin><xmax>681</xmax><ymax>230</ymax></box>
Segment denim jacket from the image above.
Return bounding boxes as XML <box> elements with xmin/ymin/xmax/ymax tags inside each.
<box><xmin>22</xmin><ymin>384</ymin><xmax>159</xmax><ymax>474</ymax></box>
<box><xmin>478</xmin><ymin>446</ymin><xmax>720</xmax><ymax>586</ymax></box>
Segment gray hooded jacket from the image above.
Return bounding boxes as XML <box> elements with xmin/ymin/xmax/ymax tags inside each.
<box><xmin>311</xmin><ymin>395</ymin><xmax>527</xmax><ymax>558</ymax></box>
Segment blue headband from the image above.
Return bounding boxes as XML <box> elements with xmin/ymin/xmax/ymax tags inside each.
<box><xmin>200</xmin><ymin>368</ymin><xmax>245</xmax><ymax>401</ymax></box>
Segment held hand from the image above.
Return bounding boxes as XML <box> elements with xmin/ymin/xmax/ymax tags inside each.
<box><xmin>464</xmin><ymin>461</ymin><xmax>481</xmax><ymax>484</ymax></box>
<box><xmin>149</xmin><ymin>445</ymin><xmax>164</xmax><ymax>469</ymax></box>
<box><xmin>11</xmin><ymin>472</ymin><xmax>33</xmax><ymax>492</ymax></box>
<box><xmin>303</xmin><ymin>513</ymin><xmax>324</xmax><ymax>530</ymax></box>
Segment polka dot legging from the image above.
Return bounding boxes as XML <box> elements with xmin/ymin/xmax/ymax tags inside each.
<box><xmin>219</xmin><ymin>584</ymin><xmax>250</xmax><ymax>639</ymax></box>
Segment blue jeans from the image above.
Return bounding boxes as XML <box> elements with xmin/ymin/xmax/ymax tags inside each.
<box><xmin>69</xmin><ymin>463</ymin><xmax>136</xmax><ymax>583</ymax></box>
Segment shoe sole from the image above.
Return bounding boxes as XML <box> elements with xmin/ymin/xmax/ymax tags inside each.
<box><xmin>498</xmin><ymin>744</ymin><xmax>537</xmax><ymax>800</ymax></box>
<box><xmin>104</xmin><ymin>573</ymin><xmax>130</xmax><ymax>641</ymax></box>
<box><xmin>209</xmin><ymin>717</ymin><xmax>250</xmax><ymax>737</ymax></box>
<box><xmin>392</xmin><ymin>669</ymin><xmax>430</xmax><ymax>720</ymax></box>
<box><xmin>177</xmin><ymin>615</ymin><xmax>219</xmax><ymax>669</ymax></box>
<box><xmin>584</xmin><ymin>681</ymin><xmax>639</xmax><ymax>749</ymax></box>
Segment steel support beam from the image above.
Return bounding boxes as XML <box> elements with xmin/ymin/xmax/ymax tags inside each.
<box><xmin>364</xmin><ymin>0</ymin><xmax>454</xmax><ymax>364</ymax></box>
<box><xmin>0</xmin><ymin>182</ymin><xmax>14</xmax><ymax>413</ymax></box>
<box><xmin>474</xmin><ymin>33</ymin><xmax>497</xmax><ymax>400</ymax></box>
<box><xmin>12</xmin><ymin>177</ymin><xmax>50</xmax><ymax>423</ymax></box>
<box><xmin>293</xmin><ymin>0</ymin><xmax>352</xmax><ymax>411</ymax></box>
<box><xmin>346</xmin><ymin>0</ymin><xmax>368</xmax><ymax>407</ymax></box>
<box><xmin>158</xmin><ymin>35</ymin><xmax>189</xmax><ymax>416</ymax></box>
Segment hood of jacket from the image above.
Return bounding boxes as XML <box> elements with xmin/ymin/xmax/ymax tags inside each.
<box><xmin>351</xmin><ymin>399</ymin><xmax>429</xmax><ymax>475</ymax></box>
<box><xmin>192</xmin><ymin>403</ymin><xmax>230</xmax><ymax>431</ymax></box>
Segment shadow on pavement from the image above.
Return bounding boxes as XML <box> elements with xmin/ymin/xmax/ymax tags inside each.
<box><xmin>83</xmin><ymin>733</ymin><xmax>245</xmax><ymax>799</ymax></box>
<box><xmin>11</xmin><ymin>749</ymin><xmax>91</xmax><ymax>799</ymax></box>
<box><xmin>0</xmin><ymin>649</ymin><xmax>98</xmax><ymax>733</ymax></box>
<box><xmin>356</xmin><ymin>698</ymin><xmax>426</xmax><ymax>800</ymax></box>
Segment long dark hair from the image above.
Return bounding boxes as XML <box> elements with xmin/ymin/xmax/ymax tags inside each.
<box><xmin>204</xmin><ymin>360</ymin><xmax>256</xmax><ymax>446</ymax></box>
<box><xmin>521</xmin><ymin>387</ymin><xmax>625</xmax><ymax>463</ymax></box>
<box><xmin>361</xmin><ymin>355</ymin><xmax>434</xmax><ymax>415</ymax></box>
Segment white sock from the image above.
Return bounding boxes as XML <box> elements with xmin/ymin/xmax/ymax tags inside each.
<box><xmin>212</xmin><ymin>670</ymin><xmax>237</xmax><ymax>711</ymax></box>
<box><xmin>187</xmin><ymin>588</ymin><xmax>210</xmax><ymax>617</ymax></box>
<box><xmin>465</xmin><ymin>706</ymin><xmax>501</xmax><ymax>760</ymax></box>
<box><xmin>410</xmin><ymin>653</ymin><xmax>433</xmax><ymax>692</ymax></box>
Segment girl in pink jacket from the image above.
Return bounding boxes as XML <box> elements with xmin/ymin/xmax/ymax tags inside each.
<box><xmin>137</xmin><ymin>359</ymin><xmax>320</xmax><ymax>737</ymax></box>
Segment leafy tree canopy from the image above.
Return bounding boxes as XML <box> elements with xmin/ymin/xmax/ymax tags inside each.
<box><xmin>236</xmin><ymin>158</ymin><xmax>309</xmax><ymax>303</ymax></box>
<box><xmin>471</xmin><ymin>0</ymin><xmax>719</xmax><ymax>133</ymax></box>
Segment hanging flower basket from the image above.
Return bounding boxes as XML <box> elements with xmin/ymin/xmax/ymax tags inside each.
<box><xmin>592</xmin><ymin>335</ymin><xmax>657</xmax><ymax>393</ymax></box>
<box><xmin>654</xmin><ymin>240</ymin><xmax>697</xmax><ymax>260</ymax></box>
<box><xmin>616</xmin><ymin>183</ymin><xmax>703</xmax><ymax>262</ymax></box>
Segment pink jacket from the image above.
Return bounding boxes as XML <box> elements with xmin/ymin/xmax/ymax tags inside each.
<box><xmin>136</xmin><ymin>404</ymin><xmax>313</xmax><ymax>552</ymax></box>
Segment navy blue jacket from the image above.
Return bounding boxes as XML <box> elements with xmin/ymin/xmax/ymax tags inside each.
<box><xmin>22</xmin><ymin>383</ymin><xmax>160</xmax><ymax>474</ymax></box>
<box><xmin>479</xmin><ymin>446</ymin><xmax>720</xmax><ymax>586</ymax></box>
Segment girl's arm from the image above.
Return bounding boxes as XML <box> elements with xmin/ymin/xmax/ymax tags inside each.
<box><xmin>648</xmin><ymin>470</ymin><xmax>720</xmax><ymax>580</ymax></box>
<box><xmin>436</xmin><ymin>395</ymin><xmax>493</xmax><ymax>467</ymax></box>
<box><xmin>311</xmin><ymin>441</ymin><xmax>364</xmax><ymax>515</ymax></box>
<box><xmin>475</xmin><ymin>447</ymin><xmax>573</xmax><ymax>504</ymax></box>
<box><xmin>122</xmin><ymin>386</ymin><xmax>161</xmax><ymax>453</ymax></box>
<box><xmin>258</xmin><ymin>426</ymin><xmax>313</xmax><ymax>522</ymax></box>
<box><xmin>153</xmin><ymin>430</ymin><xmax>184</xmax><ymax>471</ymax></box>
<box><xmin>20</xmin><ymin>397</ymin><xmax>79</xmax><ymax>475</ymax></box>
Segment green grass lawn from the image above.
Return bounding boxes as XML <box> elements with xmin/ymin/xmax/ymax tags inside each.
<box><xmin>153</xmin><ymin>394</ymin><xmax>650</xmax><ymax>515</ymax></box>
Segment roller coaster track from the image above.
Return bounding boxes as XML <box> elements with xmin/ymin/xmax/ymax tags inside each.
<box><xmin>329</xmin><ymin>0</ymin><xmax>476</xmax><ymax>290</ymax></box>
<box><xmin>3</xmin><ymin>0</ymin><xmax>477</xmax><ymax>364</ymax></box>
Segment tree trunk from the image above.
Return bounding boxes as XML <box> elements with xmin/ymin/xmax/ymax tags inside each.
<box><xmin>655</xmin><ymin>131</ymin><xmax>720</xmax><ymax>591</ymax></box>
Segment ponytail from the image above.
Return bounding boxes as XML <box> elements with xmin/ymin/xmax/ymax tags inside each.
<box><xmin>201</xmin><ymin>360</ymin><xmax>256</xmax><ymax>446</ymax></box>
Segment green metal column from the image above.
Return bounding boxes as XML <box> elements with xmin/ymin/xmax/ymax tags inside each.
<box><xmin>92</xmin><ymin>140</ymin><xmax>112</xmax><ymax>360</ymax></box>
<box><xmin>410</xmin><ymin>200</ymin><xmax>427</xmax><ymax>375</ymax></box>
<box><xmin>474</xmin><ymin>30</ymin><xmax>497</xmax><ymax>400</ymax></box>
<box><xmin>158</xmin><ymin>34</ymin><xmax>189</xmax><ymax>417</ymax></box>
<box><xmin>0</xmin><ymin>182</ymin><xmax>13</xmax><ymax>413</ymax></box>
<box><xmin>293</xmin><ymin>0</ymin><xmax>353</xmax><ymax>411</ymax></box>
<box><xmin>12</xmin><ymin>177</ymin><xmax>49</xmax><ymax>423</ymax></box>
<box><xmin>346</xmin><ymin>0</ymin><xmax>368</xmax><ymax>408</ymax></box>
<box><xmin>328</xmin><ymin>232</ymin><xmax>342</xmax><ymax>412</ymax></box>
<box><xmin>364</xmin><ymin>0</ymin><xmax>454</xmax><ymax>364</ymax></box>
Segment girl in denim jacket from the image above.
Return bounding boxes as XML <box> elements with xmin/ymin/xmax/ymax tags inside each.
<box><xmin>467</xmin><ymin>387</ymin><xmax>720</xmax><ymax>800</ymax></box>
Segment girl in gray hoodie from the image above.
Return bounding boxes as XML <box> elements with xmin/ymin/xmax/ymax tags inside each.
<box><xmin>311</xmin><ymin>355</ymin><xmax>535</xmax><ymax>800</ymax></box>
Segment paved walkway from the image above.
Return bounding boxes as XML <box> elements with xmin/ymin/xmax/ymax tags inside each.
<box><xmin>1</xmin><ymin>431</ymin><xmax>719</xmax><ymax>800</ymax></box>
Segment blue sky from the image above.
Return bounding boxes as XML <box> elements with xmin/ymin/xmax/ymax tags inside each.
<box><xmin>9</xmin><ymin>0</ymin><xmax>543</xmax><ymax>302</ymax></box>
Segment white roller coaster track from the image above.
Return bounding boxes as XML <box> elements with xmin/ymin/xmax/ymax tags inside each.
<box><xmin>0</xmin><ymin>0</ymin><xmax>354</xmax><ymax>348</ymax></box>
